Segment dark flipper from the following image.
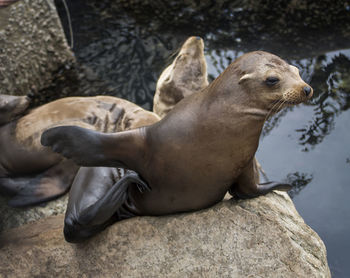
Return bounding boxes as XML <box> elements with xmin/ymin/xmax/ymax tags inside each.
<box><xmin>41</xmin><ymin>125</ymin><xmax>143</xmax><ymax>169</ymax></box>
<box><xmin>230</xmin><ymin>181</ymin><xmax>292</xmax><ymax>200</ymax></box>
<box><xmin>64</xmin><ymin>168</ymin><xmax>150</xmax><ymax>243</ymax></box>
<box><xmin>0</xmin><ymin>159</ymin><xmax>78</xmax><ymax>207</ymax></box>
<box><xmin>41</xmin><ymin>126</ymin><xmax>116</xmax><ymax>167</ymax></box>
<box><xmin>229</xmin><ymin>159</ymin><xmax>292</xmax><ymax>200</ymax></box>
<box><xmin>0</xmin><ymin>94</ymin><xmax>30</xmax><ymax>125</ymax></box>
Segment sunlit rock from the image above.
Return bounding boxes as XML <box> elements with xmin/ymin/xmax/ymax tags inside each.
<box><xmin>0</xmin><ymin>192</ymin><xmax>330</xmax><ymax>277</ymax></box>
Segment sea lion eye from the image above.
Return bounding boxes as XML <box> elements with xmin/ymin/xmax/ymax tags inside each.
<box><xmin>265</xmin><ymin>77</ymin><xmax>279</xmax><ymax>86</ymax></box>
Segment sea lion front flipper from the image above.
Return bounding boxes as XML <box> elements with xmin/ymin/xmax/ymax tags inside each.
<box><xmin>41</xmin><ymin>126</ymin><xmax>105</xmax><ymax>166</ymax></box>
<box><xmin>1</xmin><ymin>159</ymin><xmax>78</xmax><ymax>207</ymax></box>
<box><xmin>231</xmin><ymin>181</ymin><xmax>292</xmax><ymax>199</ymax></box>
<box><xmin>229</xmin><ymin>159</ymin><xmax>292</xmax><ymax>199</ymax></box>
<box><xmin>0</xmin><ymin>94</ymin><xmax>30</xmax><ymax>125</ymax></box>
<box><xmin>41</xmin><ymin>125</ymin><xmax>144</xmax><ymax>169</ymax></box>
<box><xmin>64</xmin><ymin>168</ymin><xmax>149</xmax><ymax>243</ymax></box>
<box><xmin>41</xmin><ymin>125</ymin><xmax>122</xmax><ymax>167</ymax></box>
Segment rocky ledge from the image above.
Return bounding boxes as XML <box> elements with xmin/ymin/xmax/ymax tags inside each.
<box><xmin>0</xmin><ymin>192</ymin><xmax>330</xmax><ymax>277</ymax></box>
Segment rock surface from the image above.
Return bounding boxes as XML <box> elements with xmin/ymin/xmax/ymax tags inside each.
<box><xmin>0</xmin><ymin>195</ymin><xmax>68</xmax><ymax>233</ymax></box>
<box><xmin>0</xmin><ymin>192</ymin><xmax>330</xmax><ymax>277</ymax></box>
<box><xmin>0</xmin><ymin>0</ymin><xmax>74</xmax><ymax>96</ymax></box>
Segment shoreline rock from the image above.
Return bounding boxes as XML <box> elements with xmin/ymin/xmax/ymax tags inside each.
<box><xmin>0</xmin><ymin>192</ymin><xmax>331</xmax><ymax>277</ymax></box>
<box><xmin>0</xmin><ymin>0</ymin><xmax>74</xmax><ymax>96</ymax></box>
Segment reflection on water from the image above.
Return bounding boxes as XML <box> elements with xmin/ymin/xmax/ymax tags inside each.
<box><xmin>284</xmin><ymin>172</ymin><xmax>313</xmax><ymax>199</ymax></box>
<box><xmin>52</xmin><ymin>1</ymin><xmax>350</xmax><ymax>276</ymax></box>
<box><xmin>297</xmin><ymin>52</ymin><xmax>350</xmax><ymax>151</ymax></box>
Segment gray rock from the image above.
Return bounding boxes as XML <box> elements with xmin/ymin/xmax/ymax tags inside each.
<box><xmin>0</xmin><ymin>0</ymin><xmax>74</xmax><ymax>96</ymax></box>
<box><xmin>0</xmin><ymin>192</ymin><xmax>330</xmax><ymax>277</ymax></box>
<box><xmin>0</xmin><ymin>194</ymin><xmax>68</xmax><ymax>233</ymax></box>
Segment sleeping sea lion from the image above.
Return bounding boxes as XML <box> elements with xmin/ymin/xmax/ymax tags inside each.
<box><xmin>0</xmin><ymin>95</ymin><xmax>159</xmax><ymax>207</ymax></box>
<box><xmin>42</xmin><ymin>51</ymin><xmax>313</xmax><ymax>241</ymax></box>
<box><xmin>153</xmin><ymin>36</ymin><xmax>209</xmax><ymax>118</ymax></box>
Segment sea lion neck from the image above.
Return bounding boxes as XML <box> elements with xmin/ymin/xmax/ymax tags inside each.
<box><xmin>201</xmin><ymin>72</ymin><xmax>270</xmax><ymax>124</ymax></box>
<box><xmin>101</xmin><ymin>128</ymin><xmax>148</xmax><ymax>172</ymax></box>
<box><xmin>145</xmin><ymin>85</ymin><xmax>264</xmax><ymax>168</ymax></box>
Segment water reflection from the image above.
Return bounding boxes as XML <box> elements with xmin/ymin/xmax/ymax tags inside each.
<box><xmin>296</xmin><ymin>52</ymin><xmax>350</xmax><ymax>151</ymax></box>
<box><xmin>284</xmin><ymin>172</ymin><xmax>314</xmax><ymax>199</ymax></box>
<box><xmin>53</xmin><ymin>0</ymin><xmax>191</xmax><ymax>110</ymax></box>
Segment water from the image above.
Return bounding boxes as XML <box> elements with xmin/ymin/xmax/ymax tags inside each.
<box><xmin>54</xmin><ymin>1</ymin><xmax>350</xmax><ymax>276</ymax></box>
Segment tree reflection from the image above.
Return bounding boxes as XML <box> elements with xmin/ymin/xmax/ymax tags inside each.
<box><xmin>284</xmin><ymin>172</ymin><xmax>313</xmax><ymax>199</ymax></box>
<box><xmin>295</xmin><ymin>53</ymin><xmax>350</xmax><ymax>151</ymax></box>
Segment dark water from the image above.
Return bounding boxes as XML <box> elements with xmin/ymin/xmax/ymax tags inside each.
<box><xmin>54</xmin><ymin>1</ymin><xmax>350</xmax><ymax>276</ymax></box>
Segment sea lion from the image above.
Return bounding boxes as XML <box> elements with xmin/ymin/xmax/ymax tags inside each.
<box><xmin>153</xmin><ymin>36</ymin><xmax>209</xmax><ymax>118</ymax></box>
<box><xmin>42</xmin><ymin>51</ymin><xmax>313</xmax><ymax>240</ymax></box>
<box><xmin>0</xmin><ymin>94</ymin><xmax>30</xmax><ymax>126</ymax></box>
<box><xmin>62</xmin><ymin>36</ymin><xmax>208</xmax><ymax>242</ymax></box>
<box><xmin>0</xmin><ymin>95</ymin><xmax>159</xmax><ymax>207</ymax></box>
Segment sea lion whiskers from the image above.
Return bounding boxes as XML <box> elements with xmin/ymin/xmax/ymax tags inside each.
<box><xmin>275</xmin><ymin>99</ymin><xmax>287</xmax><ymax>114</ymax></box>
<box><xmin>263</xmin><ymin>98</ymin><xmax>284</xmax><ymax>123</ymax></box>
<box><xmin>264</xmin><ymin>99</ymin><xmax>288</xmax><ymax>126</ymax></box>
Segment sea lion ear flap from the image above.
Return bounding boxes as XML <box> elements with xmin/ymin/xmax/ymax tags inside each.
<box><xmin>239</xmin><ymin>73</ymin><xmax>255</xmax><ymax>84</ymax></box>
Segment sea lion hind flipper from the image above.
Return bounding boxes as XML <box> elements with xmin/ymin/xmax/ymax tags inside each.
<box><xmin>78</xmin><ymin>171</ymin><xmax>149</xmax><ymax>226</ymax></box>
<box><xmin>5</xmin><ymin>159</ymin><xmax>78</xmax><ymax>207</ymax></box>
<box><xmin>64</xmin><ymin>170</ymin><xmax>148</xmax><ymax>243</ymax></box>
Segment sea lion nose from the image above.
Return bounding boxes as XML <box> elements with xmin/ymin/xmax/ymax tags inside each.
<box><xmin>303</xmin><ymin>86</ymin><xmax>312</xmax><ymax>97</ymax></box>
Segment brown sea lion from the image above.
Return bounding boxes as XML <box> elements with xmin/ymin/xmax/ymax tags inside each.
<box><xmin>153</xmin><ymin>36</ymin><xmax>209</xmax><ymax>118</ymax></box>
<box><xmin>62</xmin><ymin>36</ymin><xmax>208</xmax><ymax>242</ymax></box>
<box><xmin>42</xmin><ymin>51</ymin><xmax>313</xmax><ymax>241</ymax></box>
<box><xmin>0</xmin><ymin>95</ymin><xmax>159</xmax><ymax>207</ymax></box>
<box><xmin>153</xmin><ymin>37</ymin><xmax>265</xmax><ymax>188</ymax></box>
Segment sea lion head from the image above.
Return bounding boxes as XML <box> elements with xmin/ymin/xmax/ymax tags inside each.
<box><xmin>235</xmin><ymin>51</ymin><xmax>313</xmax><ymax>114</ymax></box>
<box><xmin>153</xmin><ymin>36</ymin><xmax>208</xmax><ymax>118</ymax></box>
<box><xmin>0</xmin><ymin>94</ymin><xmax>30</xmax><ymax>125</ymax></box>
